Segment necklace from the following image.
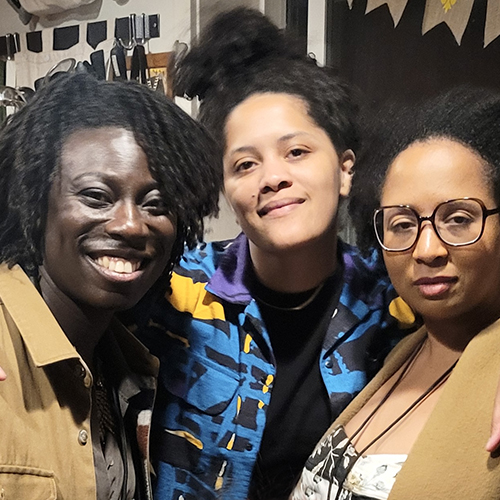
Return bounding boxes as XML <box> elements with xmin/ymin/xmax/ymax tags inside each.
<box><xmin>351</xmin><ymin>336</ymin><xmax>458</xmax><ymax>456</ymax></box>
<box><xmin>254</xmin><ymin>281</ymin><xmax>325</xmax><ymax>311</ymax></box>
<box><xmin>332</xmin><ymin>337</ymin><xmax>458</xmax><ymax>500</ymax></box>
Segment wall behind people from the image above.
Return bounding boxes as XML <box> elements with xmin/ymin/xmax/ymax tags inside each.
<box><xmin>326</xmin><ymin>0</ymin><xmax>500</xmax><ymax>106</ymax></box>
<box><xmin>0</xmin><ymin>1</ymin><xmax>284</xmax><ymax>53</ymax></box>
<box><xmin>1</xmin><ymin>0</ymin><xmax>281</xmax><ymax>241</ymax></box>
<box><xmin>1</xmin><ymin>0</ymin><xmax>190</xmax><ymax>47</ymax></box>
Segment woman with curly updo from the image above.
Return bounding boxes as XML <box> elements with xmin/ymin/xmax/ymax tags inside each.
<box><xmin>134</xmin><ymin>8</ymin><xmax>404</xmax><ymax>500</ymax></box>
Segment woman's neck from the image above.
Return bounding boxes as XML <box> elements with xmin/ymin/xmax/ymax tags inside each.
<box><xmin>249</xmin><ymin>235</ymin><xmax>339</xmax><ymax>293</ymax></box>
<box><xmin>39</xmin><ymin>266</ymin><xmax>113</xmax><ymax>367</ymax></box>
<box><xmin>419</xmin><ymin>331</ymin><xmax>462</xmax><ymax>368</ymax></box>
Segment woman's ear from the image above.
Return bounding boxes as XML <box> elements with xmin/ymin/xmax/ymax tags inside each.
<box><xmin>339</xmin><ymin>149</ymin><xmax>355</xmax><ymax>197</ymax></box>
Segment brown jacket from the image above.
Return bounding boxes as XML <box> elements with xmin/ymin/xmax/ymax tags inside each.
<box><xmin>0</xmin><ymin>264</ymin><xmax>158</xmax><ymax>499</ymax></box>
<box><xmin>332</xmin><ymin>320</ymin><xmax>500</xmax><ymax>499</ymax></box>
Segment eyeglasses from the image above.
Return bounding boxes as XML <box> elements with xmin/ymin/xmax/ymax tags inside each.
<box><xmin>373</xmin><ymin>198</ymin><xmax>500</xmax><ymax>252</ymax></box>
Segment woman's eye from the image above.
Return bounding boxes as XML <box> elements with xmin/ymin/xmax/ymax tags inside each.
<box><xmin>235</xmin><ymin>160</ymin><xmax>256</xmax><ymax>172</ymax></box>
<box><xmin>288</xmin><ymin>148</ymin><xmax>308</xmax><ymax>159</ymax></box>
<box><xmin>388</xmin><ymin>218</ymin><xmax>417</xmax><ymax>233</ymax></box>
<box><xmin>79</xmin><ymin>189</ymin><xmax>112</xmax><ymax>206</ymax></box>
<box><xmin>445</xmin><ymin>214</ymin><xmax>473</xmax><ymax>226</ymax></box>
<box><xmin>144</xmin><ymin>197</ymin><xmax>169</xmax><ymax>215</ymax></box>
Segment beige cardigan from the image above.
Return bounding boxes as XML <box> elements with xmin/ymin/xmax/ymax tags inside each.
<box><xmin>328</xmin><ymin>319</ymin><xmax>500</xmax><ymax>499</ymax></box>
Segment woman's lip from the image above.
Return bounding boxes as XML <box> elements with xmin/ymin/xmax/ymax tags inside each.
<box><xmin>257</xmin><ymin>198</ymin><xmax>304</xmax><ymax>216</ymax></box>
<box><xmin>414</xmin><ymin>276</ymin><xmax>456</xmax><ymax>285</ymax></box>
<box><xmin>414</xmin><ymin>277</ymin><xmax>457</xmax><ymax>298</ymax></box>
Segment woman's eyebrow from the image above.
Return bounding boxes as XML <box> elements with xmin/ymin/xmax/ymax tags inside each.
<box><xmin>227</xmin><ymin>132</ymin><xmax>313</xmax><ymax>157</ymax></box>
<box><xmin>277</xmin><ymin>132</ymin><xmax>311</xmax><ymax>143</ymax></box>
<box><xmin>227</xmin><ymin>145</ymin><xmax>259</xmax><ymax>157</ymax></box>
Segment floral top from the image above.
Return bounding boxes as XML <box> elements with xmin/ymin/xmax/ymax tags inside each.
<box><xmin>290</xmin><ymin>426</ymin><xmax>407</xmax><ymax>500</ymax></box>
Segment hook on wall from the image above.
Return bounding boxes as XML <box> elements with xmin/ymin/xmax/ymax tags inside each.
<box><xmin>0</xmin><ymin>33</ymin><xmax>21</xmax><ymax>60</ymax></box>
<box><xmin>114</xmin><ymin>13</ymin><xmax>159</xmax><ymax>49</ymax></box>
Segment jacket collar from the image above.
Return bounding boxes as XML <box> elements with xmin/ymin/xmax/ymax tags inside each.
<box><xmin>206</xmin><ymin>232</ymin><xmax>253</xmax><ymax>304</ymax></box>
<box><xmin>0</xmin><ymin>263</ymin><xmax>79</xmax><ymax>367</ymax></box>
<box><xmin>341</xmin><ymin>243</ymin><xmax>391</xmax><ymax>311</ymax></box>
<box><xmin>107</xmin><ymin>318</ymin><xmax>159</xmax><ymax>380</ymax></box>
<box><xmin>0</xmin><ymin>263</ymin><xmax>159</xmax><ymax>377</ymax></box>
<box><xmin>206</xmin><ymin>234</ymin><xmax>389</xmax><ymax>311</ymax></box>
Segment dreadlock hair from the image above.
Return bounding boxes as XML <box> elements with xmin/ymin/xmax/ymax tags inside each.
<box><xmin>349</xmin><ymin>85</ymin><xmax>500</xmax><ymax>256</ymax></box>
<box><xmin>0</xmin><ymin>72</ymin><xmax>222</xmax><ymax>283</ymax></box>
<box><xmin>175</xmin><ymin>7</ymin><xmax>360</xmax><ymax>156</ymax></box>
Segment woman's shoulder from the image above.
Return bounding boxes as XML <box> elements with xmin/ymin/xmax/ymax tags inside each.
<box><xmin>178</xmin><ymin>237</ymin><xmax>241</xmax><ymax>278</ymax></box>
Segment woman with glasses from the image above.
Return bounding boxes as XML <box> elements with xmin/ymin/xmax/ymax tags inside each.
<box><xmin>291</xmin><ymin>87</ymin><xmax>500</xmax><ymax>500</ymax></box>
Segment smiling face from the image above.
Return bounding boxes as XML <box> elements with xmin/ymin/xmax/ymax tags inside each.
<box><xmin>43</xmin><ymin>127</ymin><xmax>176</xmax><ymax>313</ymax></box>
<box><xmin>381</xmin><ymin>138</ymin><xmax>500</xmax><ymax>327</ymax></box>
<box><xmin>223</xmin><ymin>93</ymin><xmax>354</xmax><ymax>260</ymax></box>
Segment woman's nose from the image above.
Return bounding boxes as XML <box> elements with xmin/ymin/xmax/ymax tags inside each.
<box><xmin>259</xmin><ymin>158</ymin><xmax>292</xmax><ymax>193</ymax></box>
<box><xmin>105</xmin><ymin>202</ymin><xmax>148</xmax><ymax>244</ymax></box>
<box><xmin>412</xmin><ymin>222</ymin><xmax>448</xmax><ymax>263</ymax></box>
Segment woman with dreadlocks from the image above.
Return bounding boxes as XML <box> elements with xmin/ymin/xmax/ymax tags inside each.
<box><xmin>0</xmin><ymin>72</ymin><xmax>221</xmax><ymax>500</ymax></box>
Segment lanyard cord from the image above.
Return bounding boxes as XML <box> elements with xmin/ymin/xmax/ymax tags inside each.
<box><xmin>333</xmin><ymin>336</ymin><xmax>458</xmax><ymax>500</ymax></box>
<box><xmin>357</xmin><ymin>359</ymin><xmax>457</xmax><ymax>456</ymax></box>
<box><xmin>350</xmin><ymin>335</ymin><xmax>458</xmax><ymax>456</ymax></box>
<box><xmin>111</xmin><ymin>383</ymin><xmax>129</xmax><ymax>500</ymax></box>
<box><xmin>96</xmin><ymin>353</ymin><xmax>130</xmax><ymax>500</ymax></box>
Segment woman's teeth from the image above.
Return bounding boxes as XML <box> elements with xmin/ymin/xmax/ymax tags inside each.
<box><xmin>94</xmin><ymin>256</ymin><xmax>141</xmax><ymax>274</ymax></box>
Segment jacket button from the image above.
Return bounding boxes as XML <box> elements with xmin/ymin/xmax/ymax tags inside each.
<box><xmin>83</xmin><ymin>374</ymin><xmax>92</xmax><ymax>388</ymax></box>
<box><xmin>325</xmin><ymin>359</ymin><xmax>333</xmax><ymax>369</ymax></box>
<box><xmin>78</xmin><ymin>429</ymin><xmax>89</xmax><ymax>445</ymax></box>
<box><xmin>246</xmin><ymin>443</ymin><xmax>253</xmax><ymax>451</ymax></box>
<box><xmin>75</xmin><ymin>364</ymin><xmax>92</xmax><ymax>388</ymax></box>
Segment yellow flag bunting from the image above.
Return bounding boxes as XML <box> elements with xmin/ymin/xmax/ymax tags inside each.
<box><xmin>350</xmin><ymin>0</ymin><xmax>500</xmax><ymax>46</ymax></box>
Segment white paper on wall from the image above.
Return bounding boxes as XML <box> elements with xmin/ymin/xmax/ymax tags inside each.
<box><xmin>19</xmin><ymin>0</ymin><xmax>95</xmax><ymax>17</ymax></box>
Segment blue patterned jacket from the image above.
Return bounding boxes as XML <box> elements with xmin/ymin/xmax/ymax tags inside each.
<box><xmin>135</xmin><ymin>233</ymin><xmax>402</xmax><ymax>500</ymax></box>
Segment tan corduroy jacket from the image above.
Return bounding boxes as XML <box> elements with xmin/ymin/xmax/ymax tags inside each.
<box><xmin>0</xmin><ymin>264</ymin><xmax>159</xmax><ymax>500</ymax></box>
<box><xmin>321</xmin><ymin>320</ymin><xmax>500</xmax><ymax>499</ymax></box>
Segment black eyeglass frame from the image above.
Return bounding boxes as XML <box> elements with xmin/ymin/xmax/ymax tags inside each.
<box><xmin>373</xmin><ymin>197</ymin><xmax>500</xmax><ymax>252</ymax></box>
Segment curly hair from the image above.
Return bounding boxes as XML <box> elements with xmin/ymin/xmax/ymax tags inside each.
<box><xmin>0</xmin><ymin>72</ymin><xmax>222</xmax><ymax>282</ymax></box>
<box><xmin>175</xmin><ymin>7</ymin><xmax>360</xmax><ymax>156</ymax></box>
<box><xmin>349</xmin><ymin>86</ymin><xmax>500</xmax><ymax>255</ymax></box>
